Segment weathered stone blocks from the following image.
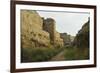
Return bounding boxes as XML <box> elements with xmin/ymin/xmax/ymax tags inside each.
<box><xmin>21</xmin><ymin>10</ymin><xmax>64</xmax><ymax>49</ymax></box>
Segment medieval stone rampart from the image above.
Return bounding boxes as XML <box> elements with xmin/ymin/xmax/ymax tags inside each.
<box><xmin>21</xmin><ymin>10</ymin><xmax>64</xmax><ymax>49</ymax></box>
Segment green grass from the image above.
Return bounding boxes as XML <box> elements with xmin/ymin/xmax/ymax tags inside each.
<box><xmin>21</xmin><ymin>47</ymin><xmax>64</xmax><ymax>62</ymax></box>
<box><xmin>21</xmin><ymin>46</ymin><xmax>89</xmax><ymax>62</ymax></box>
<box><xmin>64</xmin><ymin>47</ymin><xmax>89</xmax><ymax>60</ymax></box>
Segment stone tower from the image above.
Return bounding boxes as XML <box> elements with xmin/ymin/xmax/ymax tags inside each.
<box><xmin>43</xmin><ymin>18</ymin><xmax>56</xmax><ymax>45</ymax></box>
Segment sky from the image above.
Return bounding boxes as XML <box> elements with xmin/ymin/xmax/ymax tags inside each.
<box><xmin>37</xmin><ymin>10</ymin><xmax>90</xmax><ymax>36</ymax></box>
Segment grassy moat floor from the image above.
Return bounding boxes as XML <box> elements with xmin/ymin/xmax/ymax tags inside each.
<box><xmin>21</xmin><ymin>46</ymin><xmax>89</xmax><ymax>63</ymax></box>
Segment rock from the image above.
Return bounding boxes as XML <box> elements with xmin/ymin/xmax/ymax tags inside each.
<box><xmin>21</xmin><ymin>10</ymin><xmax>50</xmax><ymax>49</ymax></box>
<box><xmin>60</xmin><ymin>33</ymin><xmax>74</xmax><ymax>46</ymax></box>
<box><xmin>21</xmin><ymin>10</ymin><xmax>64</xmax><ymax>49</ymax></box>
<box><xmin>73</xmin><ymin>19</ymin><xmax>89</xmax><ymax>48</ymax></box>
<box><xmin>43</xmin><ymin>18</ymin><xmax>64</xmax><ymax>47</ymax></box>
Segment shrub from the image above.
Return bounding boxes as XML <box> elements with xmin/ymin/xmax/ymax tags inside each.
<box><xmin>21</xmin><ymin>47</ymin><xmax>63</xmax><ymax>62</ymax></box>
<box><xmin>64</xmin><ymin>47</ymin><xmax>89</xmax><ymax>60</ymax></box>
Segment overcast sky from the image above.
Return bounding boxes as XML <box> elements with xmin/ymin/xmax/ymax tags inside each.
<box><xmin>37</xmin><ymin>10</ymin><xmax>90</xmax><ymax>36</ymax></box>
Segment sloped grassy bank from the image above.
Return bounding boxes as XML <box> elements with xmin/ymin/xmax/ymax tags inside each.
<box><xmin>21</xmin><ymin>46</ymin><xmax>89</xmax><ymax>62</ymax></box>
<box><xmin>21</xmin><ymin>47</ymin><xmax>64</xmax><ymax>62</ymax></box>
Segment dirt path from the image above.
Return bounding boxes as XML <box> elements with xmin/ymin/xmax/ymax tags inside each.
<box><xmin>50</xmin><ymin>50</ymin><xmax>66</xmax><ymax>61</ymax></box>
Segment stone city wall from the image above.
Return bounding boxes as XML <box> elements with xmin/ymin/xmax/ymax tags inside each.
<box><xmin>21</xmin><ymin>10</ymin><xmax>50</xmax><ymax>49</ymax></box>
<box><xmin>21</xmin><ymin>10</ymin><xmax>64</xmax><ymax>49</ymax></box>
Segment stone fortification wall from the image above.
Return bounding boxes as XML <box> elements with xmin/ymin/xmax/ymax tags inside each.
<box><xmin>21</xmin><ymin>10</ymin><xmax>50</xmax><ymax>49</ymax></box>
<box><xmin>21</xmin><ymin>10</ymin><xmax>64</xmax><ymax>49</ymax></box>
<box><xmin>43</xmin><ymin>18</ymin><xmax>56</xmax><ymax>45</ymax></box>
